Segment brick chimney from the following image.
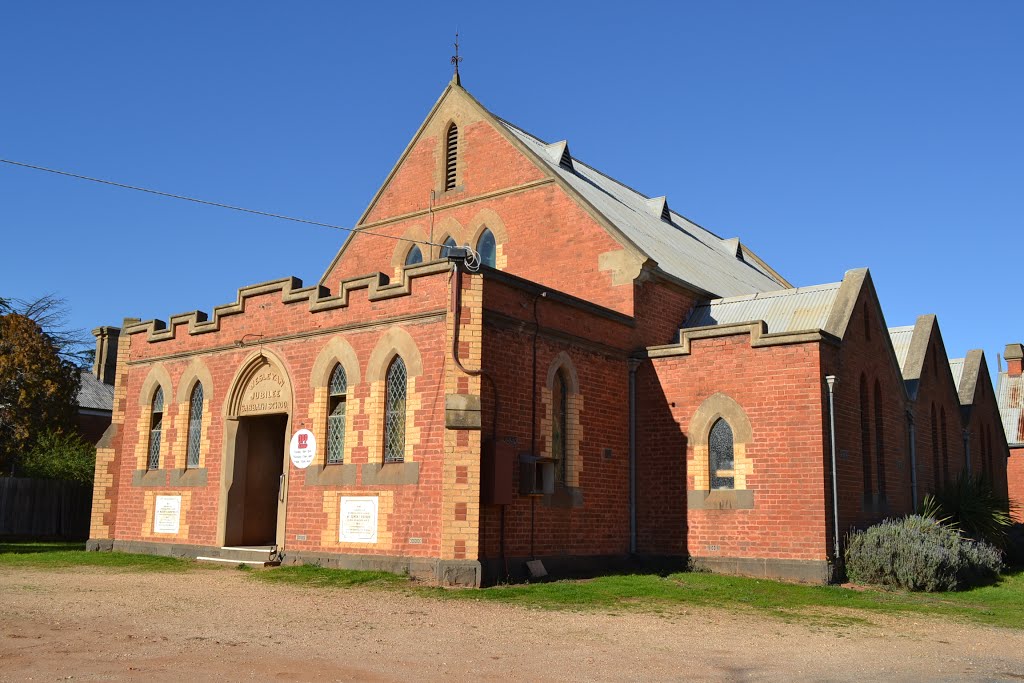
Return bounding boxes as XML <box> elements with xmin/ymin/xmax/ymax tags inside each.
<box><xmin>1005</xmin><ymin>343</ymin><xmax>1023</xmax><ymax>377</ymax></box>
<box><xmin>92</xmin><ymin>326</ymin><xmax>121</xmax><ymax>385</ymax></box>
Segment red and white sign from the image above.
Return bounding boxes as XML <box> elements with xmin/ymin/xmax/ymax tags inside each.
<box><xmin>289</xmin><ymin>429</ymin><xmax>317</xmax><ymax>469</ymax></box>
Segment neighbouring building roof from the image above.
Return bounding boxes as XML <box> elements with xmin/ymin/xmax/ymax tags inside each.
<box><xmin>496</xmin><ymin>119</ymin><xmax>790</xmax><ymax>298</ymax></box>
<box><xmin>948</xmin><ymin>358</ymin><xmax>965</xmax><ymax>391</ymax></box>
<box><xmin>77</xmin><ymin>370</ymin><xmax>114</xmax><ymax>413</ymax></box>
<box><xmin>997</xmin><ymin>371</ymin><xmax>1024</xmax><ymax>446</ymax></box>
<box><xmin>683</xmin><ymin>281</ymin><xmax>842</xmax><ymax>334</ymax></box>
<box><xmin>888</xmin><ymin>326</ymin><xmax>914</xmax><ymax>374</ymax></box>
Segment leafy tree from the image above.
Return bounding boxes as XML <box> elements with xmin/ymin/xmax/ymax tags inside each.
<box><xmin>0</xmin><ymin>296</ymin><xmax>86</xmax><ymax>475</ymax></box>
<box><xmin>19</xmin><ymin>429</ymin><xmax>96</xmax><ymax>484</ymax></box>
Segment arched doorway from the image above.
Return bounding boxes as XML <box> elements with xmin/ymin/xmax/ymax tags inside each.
<box><xmin>218</xmin><ymin>351</ymin><xmax>294</xmax><ymax>548</ymax></box>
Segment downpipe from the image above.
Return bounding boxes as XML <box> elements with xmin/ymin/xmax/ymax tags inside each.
<box><xmin>825</xmin><ymin>375</ymin><xmax>841</xmax><ymax>562</ymax></box>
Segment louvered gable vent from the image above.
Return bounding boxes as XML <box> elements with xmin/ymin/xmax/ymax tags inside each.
<box><xmin>544</xmin><ymin>140</ymin><xmax>574</xmax><ymax>172</ymax></box>
<box><xmin>646</xmin><ymin>196</ymin><xmax>672</xmax><ymax>223</ymax></box>
<box><xmin>444</xmin><ymin>123</ymin><xmax>458</xmax><ymax>191</ymax></box>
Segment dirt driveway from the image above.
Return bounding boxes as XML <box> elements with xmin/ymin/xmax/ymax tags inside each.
<box><xmin>1</xmin><ymin>566</ymin><xmax>1022</xmax><ymax>682</ymax></box>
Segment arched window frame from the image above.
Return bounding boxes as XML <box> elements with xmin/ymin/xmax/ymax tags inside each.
<box><xmin>930</xmin><ymin>403</ymin><xmax>940</xmax><ymax>492</ymax></box>
<box><xmin>444</xmin><ymin>122</ymin><xmax>459</xmax><ymax>191</ymax></box>
<box><xmin>383</xmin><ymin>356</ymin><xmax>408</xmax><ymax>464</ymax></box>
<box><xmin>326</xmin><ymin>364</ymin><xmax>348</xmax><ymax>465</ymax></box>
<box><xmin>708</xmin><ymin>418</ymin><xmax>735</xmax><ymax>490</ymax></box>
<box><xmin>543</xmin><ymin>353</ymin><xmax>581</xmax><ymax>488</ymax></box>
<box><xmin>147</xmin><ymin>387</ymin><xmax>164</xmax><ymax>471</ymax></box>
<box><xmin>404</xmin><ymin>244</ymin><xmax>423</xmax><ymax>267</ymax></box>
<box><xmin>440</xmin><ymin>235</ymin><xmax>458</xmax><ymax>259</ymax></box>
<box><xmin>476</xmin><ymin>228</ymin><xmax>496</xmax><ymax>269</ymax></box>
<box><xmin>186</xmin><ymin>382</ymin><xmax>204</xmax><ymax>469</ymax></box>
<box><xmin>873</xmin><ymin>379</ymin><xmax>886</xmax><ymax>497</ymax></box>
<box><xmin>940</xmin><ymin>407</ymin><xmax>949</xmax><ymax>486</ymax></box>
<box><xmin>859</xmin><ymin>374</ymin><xmax>872</xmax><ymax>496</ymax></box>
<box><xmin>551</xmin><ymin>368</ymin><xmax>569</xmax><ymax>485</ymax></box>
<box><xmin>685</xmin><ymin>393</ymin><xmax>754</xmax><ymax>509</ymax></box>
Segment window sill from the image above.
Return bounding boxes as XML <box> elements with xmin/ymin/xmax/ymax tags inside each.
<box><xmin>360</xmin><ymin>462</ymin><xmax>420</xmax><ymax>486</ymax></box>
<box><xmin>687</xmin><ymin>489</ymin><xmax>754</xmax><ymax>510</ymax></box>
<box><xmin>168</xmin><ymin>468</ymin><xmax>207</xmax><ymax>487</ymax></box>
<box><xmin>304</xmin><ymin>463</ymin><xmax>358</xmax><ymax>487</ymax></box>
<box><xmin>543</xmin><ymin>485</ymin><xmax>584</xmax><ymax>509</ymax></box>
<box><xmin>131</xmin><ymin>469</ymin><xmax>168</xmax><ymax>487</ymax></box>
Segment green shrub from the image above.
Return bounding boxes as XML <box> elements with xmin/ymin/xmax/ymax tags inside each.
<box><xmin>18</xmin><ymin>429</ymin><xmax>95</xmax><ymax>484</ymax></box>
<box><xmin>845</xmin><ymin>515</ymin><xmax>1003</xmax><ymax>592</ymax></box>
<box><xmin>920</xmin><ymin>472</ymin><xmax>1017</xmax><ymax>548</ymax></box>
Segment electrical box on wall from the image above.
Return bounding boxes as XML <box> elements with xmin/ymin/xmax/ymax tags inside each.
<box><xmin>518</xmin><ymin>454</ymin><xmax>554</xmax><ymax>496</ymax></box>
<box><xmin>481</xmin><ymin>439</ymin><xmax>514</xmax><ymax>505</ymax></box>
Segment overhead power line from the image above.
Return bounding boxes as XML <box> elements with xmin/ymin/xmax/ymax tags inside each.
<box><xmin>0</xmin><ymin>157</ymin><xmax>445</xmax><ymax>249</ymax></box>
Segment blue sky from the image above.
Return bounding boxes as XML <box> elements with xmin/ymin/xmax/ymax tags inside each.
<box><xmin>1</xmin><ymin>2</ymin><xmax>1021</xmax><ymax>376</ymax></box>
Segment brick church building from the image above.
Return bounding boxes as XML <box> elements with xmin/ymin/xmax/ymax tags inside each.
<box><xmin>87</xmin><ymin>76</ymin><xmax>1011</xmax><ymax>585</ymax></box>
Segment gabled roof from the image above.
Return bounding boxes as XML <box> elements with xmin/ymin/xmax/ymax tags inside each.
<box><xmin>684</xmin><ymin>281</ymin><xmax>840</xmax><ymax>333</ymax></box>
<box><xmin>997</xmin><ymin>371</ymin><xmax>1024</xmax><ymax>446</ymax></box>
<box><xmin>77</xmin><ymin>370</ymin><xmax>114</xmax><ymax>412</ymax></box>
<box><xmin>496</xmin><ymin>119</ymin><xmax>790</xmax><ymax>298</ymax></box>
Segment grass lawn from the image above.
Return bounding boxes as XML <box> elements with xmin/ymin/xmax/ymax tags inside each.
<box><xmin>0</xmin><ymin>541</ymin><xmax>194</xmax><ymax>572</ymax></box>
<box><xmin>2</xmin><ymin>541</ymin><xmax>1020</xmax><ymax>628</ymax></box>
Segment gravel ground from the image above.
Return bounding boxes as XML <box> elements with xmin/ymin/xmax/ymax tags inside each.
<box><xmin>1</xmin><ymin>566</ymin><xmax>1022</xmax><ymax>682</ymax></box>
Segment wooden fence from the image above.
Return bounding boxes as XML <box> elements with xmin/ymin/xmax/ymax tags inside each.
<box><xmin>0</xmin><ymin>477</ymin><xmax>92</xmax><ymax>540</ymax></box>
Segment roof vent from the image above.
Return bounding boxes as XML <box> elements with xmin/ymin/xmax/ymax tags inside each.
<box><xmin>646</xmin><ymin>196</ymin><xmax>671</xmax><ymax>223</ymax></box>
<box><xmin>720</xmin><ymin>238</ymin><xmax>745</xmax><ymax>261</ymax></box>
<box><xmin>544</xmin><ymin>140</ymin><xmax>574</xmax><ymax>171</ymax></box>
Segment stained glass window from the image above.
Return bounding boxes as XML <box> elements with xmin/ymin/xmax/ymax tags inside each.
<box><xmin>327</xmin><ymin>364</ymin><xmax>347</xmax><ymax>465</ymax></box>
<box><xmin>186</xmin><ymin>383</ymin><xmax>203</xmax><ymax>468</ymax></box>
<box><xmin>384</xmin><ymin>357</ymin><xmax>407</xmax><ymax>463</ymax></box>
<box><xmin>709</xmin><ymin>418</ymin><xmax>734</xmax><ymax>490</ymax></box>
<box><xmin>405</xmin><ymin>245</ymin><xmax>423</xmax><ymax>266</ymax></box>
<box><xmin>148</xmin><ymin>387</ymin><xmax>163</xmax><ymax>470</ymax></box>
<box><xmin>477</xmin><ymin>228</ymin><xmax>496</xmax><ymax>268</ymax></box>
<box><xmin>552</xmin><ymin>370</ymin><xmax>567</xmax><ymax>484</ymax></box>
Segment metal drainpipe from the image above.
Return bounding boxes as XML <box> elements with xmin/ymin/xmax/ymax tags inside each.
<box><xmin>907</xmin><ymin>411</ymin><xmax>918</xmax><ymax>509</ymax></box>
<box><xmin>628</xmin><ymin>359</ymin><xmax>640</xmax><ymax>555</ymax></box>
<box><xmin>825</xmin><ymin>375</ymin><xmax>840</xmax><ymax>561</ymax></box>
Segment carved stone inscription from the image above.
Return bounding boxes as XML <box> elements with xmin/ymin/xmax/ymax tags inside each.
<box><xmin>238</xmin><ymin>365</ymin><xmax>289</xmax><ymax>415</ymax></box>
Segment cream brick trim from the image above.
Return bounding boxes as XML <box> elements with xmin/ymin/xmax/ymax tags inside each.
<box><xmin>390</xmin><ymin>224</ymin><xmax>431</xmax><ymax>280</ymax></box>
<box><xmin>466</xmin><ymin>208</ymin><xmax>509</xmax><ymax>270</ymax></box>
<box><xmin>435</xmin><ymin>116</ymin><xmax>468</xmax><ymax>196</ymax></box>
<box><xmin>223</xmin><ymin>349</ymin><xmax>295</xmax><ymax>419</ymax></box>
<box><xmin>687</xmin><ymin>393</ymin><xmax>754</xmax><ymax>492</ymax></box>
<box><xmin>141</xmin><ymin>490</ymin><xmax>192</xmax><ymax>541</ymax></box>
<box><xmin>541</xmin><ymin>353</ymin><xmax>583</xmax><ymax>487</ymax></box>
<box><xmin>645</xmin><ymin>321</ymin><xmax>833</xmax><ymax>359</ymax></box>
<box><xmin>175</xmin><ymin>359</ymin><xmax>214</xmax><ymax>404</ymax></box>
<box><xmin>309</xmin><ymin>338</ymin><xmax>360</xmax><ymax>467</ymax></box>
<box><xmin>136</xmin><ymin>365</ymin><xmax>172</xmax><ymax>471</ymax></box>
<box><xmin>138</xmin><ymin>365</ymin><xmax>172</xmax><ymax>408</ymax></box>
<box><xmin>430</xmin><ymin>215</ymin><xmax>466</xmax><ymax>259</ymax></box>
<box><xmin>366</xmin><ymin>327</ymin><xmax>424</xmax><ymax>382</ymax></box>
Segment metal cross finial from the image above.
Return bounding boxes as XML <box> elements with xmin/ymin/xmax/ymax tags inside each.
<box><xmin>451</xmin><ymin>31</ymin><xmax>463</xmax><ymax>84</ymax></box>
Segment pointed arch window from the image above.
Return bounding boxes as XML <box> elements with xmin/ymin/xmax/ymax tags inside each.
<box><xmin>552</xmin><ymin>369</ymin><xmax>568</xmax><ymax>484</ymax></box>
<box><xmin>709</xmin><ymin>418</ymin><xmax>735</xmax><ymax>490</ymax></box>
<box><xmin>940</xmin><ymin>407</ymin><xmax>949</xmax><ymax>486</ymax></box>
<box><xmin>147</xmin><ymin>387</ymin><xmax>164</xmax><ymax>470</ymax></box>
<box><xmin>186</xmin><ymin>383</ymin><xmax>203</xmax><ymax>468</ymax></box>
<box><xmin>405</xmin><ymin>245</ymin><xmax>423</xmax><ymax>267</ymax></box>
<box><xmin>384</xmin><ymin>356</ymin><xmax>407</xmax><ymax>463</ymax></box>
<box><xmin>440</xmin><ymin>236</ymin><xmax>458</xmax><ymax>259</ymax></box>
<box><xmin>327</xmin><ymin>364</ymin><xmax>348</xmax><ymax>465</ymax></box>
<box><xmin>930</xmin><ymin>403</ymin><xmax>940</xmax><ymax>491</ymax></box>
<box><xmin>476</xmin><ymin>228</ymin><xmax>496</xmax><ymax>268</ymax></box>
<box><xmin>873</xmin><ymin>380</ymin><xmax>886</xmax><ymax>496</ymax></box>
<box><xmin>859</xmin><ymin>374</ymin><xmax>872</xmax><ymax>495</ymax></box>
<box><xmin>444</xmin><ymin>123</ymin><xmax>458</xmax><ymax>191</ymax></box>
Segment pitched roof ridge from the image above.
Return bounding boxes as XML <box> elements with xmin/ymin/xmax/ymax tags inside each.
<box><xmin>888</xmin><ymin>325</ymin><xmax>915</xmax><ymax>333</ymax></box>
<box><xmin>696</xmin><ymin>281</ymin><xmax>841</xmax><ymax>307</ymax></box>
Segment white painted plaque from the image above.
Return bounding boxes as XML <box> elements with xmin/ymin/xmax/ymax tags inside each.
<box><xmin>153</xmin><ymin>495</ymin><xmax>181</xmax><ymax>534</ymax></box>
<box><xmin>339</xmin><ymin>496</ymin><xmax>378</xmax><ymax>544</ymax></box>
<box><xmin>289</xmin><ymin>429</ymin><xmax>317</xmax><ymax>469</ymax></box>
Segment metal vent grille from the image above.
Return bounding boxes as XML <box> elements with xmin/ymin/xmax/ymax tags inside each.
<box><xmin>445</xmin><ymin>124</ymin><xmax>458</xmax><ymax>190</ymax></box>
<box><xmin>661</xmin><ymin>204</ymin><xmax>671</xmax><ymax>222</ymax></box>
<box><xmin>559</xmin><ymin>147</ymin><xmax>573</xmax><ymax>170</ymax></box>
<box><xmin>186</xmin><ymin>383</ymin><xmax>203</xmax><ymax>468</ymax></box>
<box><xmin>383</xmin><ymin>357</ymin><xmax>407</xmax><ymax>463</ymax></box>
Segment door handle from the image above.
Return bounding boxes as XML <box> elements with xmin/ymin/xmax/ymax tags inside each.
<box><xmin>278</xmin><ymin>474</ymin><xmax>286</xmax><ymax>502</ymax></box>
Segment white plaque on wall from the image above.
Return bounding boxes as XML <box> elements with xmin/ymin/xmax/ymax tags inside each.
<box><xmin>153</xmin><ymin>495</ymin><xmax>181</xmax><ymax>534</ymax></box>
<box><xmin>339</xmin><ymin>496</ymin><xmax>378</xmax><ymax>544</ymax></box>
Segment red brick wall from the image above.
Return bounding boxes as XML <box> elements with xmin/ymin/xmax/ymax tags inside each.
<box><xmin>640</xmin><ymin>334</ymin><xmax>829</xmax><ymax>562</ymax></box>
<box><xmin>1009</xmin><ymin>447</ymin><xmax>1024</xmax><ymax>523</ymax></box>
<box><xmin>106</xmin><ymin>272</ymin><xmax>451</xmax><ymax>558</ymax></box>
<box><xmin>477</xmin><ymin>277</ymin><xmax>634</xmax><ymax>560</ymax></box>
<box><xmin>961</xmin><ymin>367</ymin><xmax>1010</xmax><ymax>499</ymax></box>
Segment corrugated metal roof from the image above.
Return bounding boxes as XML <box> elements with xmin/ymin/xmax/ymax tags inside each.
<box><xmin>888</xmin><ymin>326</ymin><xmax>914</xmax><ymax>374</ymax></box>
<box><xmin>948</xmin><ymin>358</ymin><xmax>964</xmax><ymax>390</ymax></box>
<box><xmin>683</xmin><ymin>282</ymin><xmax>841</xmax><ymax>333</ymax></box>
<box><xmin>77</xmin><ymin>370</ymin><xmax>114</xmax><ymax>412</ymax></box>
<box><xmin>997</xmin><ymin>372</ymin><xmax>1024</xmax><ymax>446</ymax></box>
<box><xmin>497</xmin><ymin>120</ymin><xmax>788</xmax><ymax>298</ymax></box>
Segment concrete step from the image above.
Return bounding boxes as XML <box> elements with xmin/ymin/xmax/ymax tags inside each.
<box><xmin>196</xmin><ymin>545</ymin><xmax>279</xmax><ymax>565</ymax></box>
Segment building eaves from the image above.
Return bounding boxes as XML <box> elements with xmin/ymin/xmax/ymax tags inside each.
<box><xmin>684</xmin><ymin>282</ymin><xmax>841</xmax><ymax>334</ymax></box>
